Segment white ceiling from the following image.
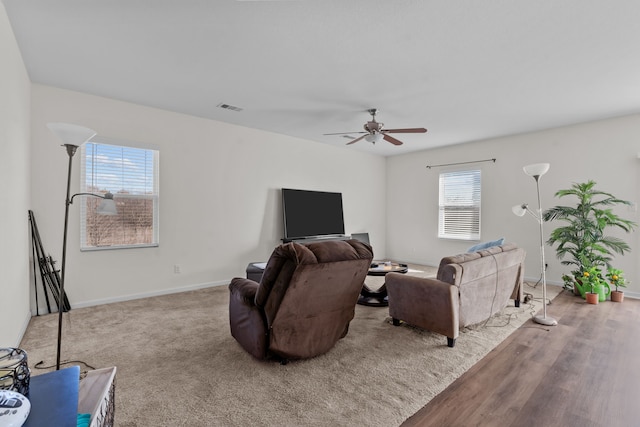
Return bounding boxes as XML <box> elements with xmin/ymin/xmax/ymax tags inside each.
<box><xmin>4</xmin><ymin>0</ymin><xmax>640</xmax><ymax>156</ymax></box>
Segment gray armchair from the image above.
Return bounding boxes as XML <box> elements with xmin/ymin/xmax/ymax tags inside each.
<box><xmin>386</xmin><ymin>243</ymin><xmax>525</xmax><ymax>347</ymax></box>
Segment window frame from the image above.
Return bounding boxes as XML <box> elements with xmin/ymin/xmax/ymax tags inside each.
<box><xmin>80</xmin><ymin>136</ymin><xmax>160</xmax><ymax>251</ymax></box>
<box><xmin>438</xmin><ymin>169</ymin><xmax>481</xmax><ymax>241</ymax></box>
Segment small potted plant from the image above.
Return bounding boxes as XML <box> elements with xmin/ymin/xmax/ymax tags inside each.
<box><xmin>607</xmin><ymin>268</ymin><xmax>627</xmax><ymax>302</ymax></box>
<box><xmin>582</xmin><ymin>267</ymin><xmax>601</xmax><ymax>305</ymax></box>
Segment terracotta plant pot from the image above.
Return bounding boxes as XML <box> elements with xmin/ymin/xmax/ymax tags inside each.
<box><xmin>611</xmin><ymin>290</ymin><xmax>624</xmax><ymax>303</ymax></box>
<box><xmin>586</xmin><ymin>293</ymin><xmax>599</xmax><ymax>304</ymax></box>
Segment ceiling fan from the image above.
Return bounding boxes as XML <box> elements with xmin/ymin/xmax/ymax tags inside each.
<box><xmin>324</xmin><ymin>108</ymin><xmax>427</xmax><ymax>146</ymax></box>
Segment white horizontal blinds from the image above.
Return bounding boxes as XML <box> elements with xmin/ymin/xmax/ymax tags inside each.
<box><xmin>438</xmin><ymin>170</ymin><xmax>481</xmax><ymax>240</ymax></box>
<box><xmin>80</xmin><ymin>141</ymin><xmax>159</xmax><ymax>250</ymax></box>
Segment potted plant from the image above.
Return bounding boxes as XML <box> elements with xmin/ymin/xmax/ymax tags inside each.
<box><xmin>607</xmin><ymin>268</ymin><xmax>627</xmax><ymax>302</ymax></box>
<box><xmin>582</xmin><ymin>267</ymin><xmax>601</xmax><ymax>305</ymax></box>
<box><xmin>543</xmin><ymin>180</ymin><xmax>636</xmax><ymax>290</ymax></box>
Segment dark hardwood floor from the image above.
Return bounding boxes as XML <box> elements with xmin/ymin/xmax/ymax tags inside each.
<box><xmin>402</xmin><ymin>290</ymin><xmax>640</xmax><ymax>427</ymax></box>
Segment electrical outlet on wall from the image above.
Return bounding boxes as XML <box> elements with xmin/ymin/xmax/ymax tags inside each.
<box><xmin>174</xmin><ymin>264</ymin><xmax>181</xmax><ymax>274</ymax></box>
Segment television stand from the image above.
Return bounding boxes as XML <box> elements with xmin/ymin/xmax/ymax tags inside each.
<box><xmin>283</xmin><ymin>235</ymin><xmax>351</xmax><ymax>244</ymax></box>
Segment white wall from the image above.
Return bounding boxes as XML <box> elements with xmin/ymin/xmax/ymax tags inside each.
<box><xmin>0</xmin><ymin>3</ymin><xmax>31</xmax><ymax>346</ymax></box>
<box><xmin>29</xmin><ymin>84</ymin><xmax>386</xmax><ymax>310</ymax></box>
<box><xmin>387</xmin><ymin>115</ymin><xmax>640</xmax><ymax>298</ymax></box>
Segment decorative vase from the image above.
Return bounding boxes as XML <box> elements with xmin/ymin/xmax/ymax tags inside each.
<box><xmin>586</xmin><ymin>293</ymin><xmax>599</xmax><ymax>304</ymax></box>
<box><xmin>0</xmin><ymin>348</ymin><xmax>30</xmax><ymax>396</ymax></box>
<box><xmin>611</xmin><ymin>290</ymin><xmax>624</xmax><ymax>302</ymax></box>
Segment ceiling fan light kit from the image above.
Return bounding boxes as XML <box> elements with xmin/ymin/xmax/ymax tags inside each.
<box><xmin>324</xmin><ymin>108</ymin><xmax>427</xmax><ymax>146</ymax></box>
<box><xmin>365</xmin><ymin>133</ymin><xmax>384</xmax><ymax>144</ymax></box>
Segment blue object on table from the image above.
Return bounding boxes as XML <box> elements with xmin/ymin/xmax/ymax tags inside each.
<box><xmin>77</xmin><ymin>413</ymin><xmax>91</xmax><ymax>427</ymax></box>
<box><xmin>23</xmin><ymin>366</ymin><xmax>80</xmax><ymax>427</ymax></box>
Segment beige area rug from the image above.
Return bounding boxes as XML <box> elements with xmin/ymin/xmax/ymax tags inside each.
<box><xmin>19</xmin><ymin>264</ymin><xmax>562</xmax><ymax>426</ymax></box>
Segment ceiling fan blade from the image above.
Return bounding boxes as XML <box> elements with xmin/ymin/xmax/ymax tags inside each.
<box><xmin>383</xmin><ymin>134</ymin><xmax>404</xmax><ymax>146</ymax></box>
<box><xmin>324</xmin><ymin>131</ymin><xmax>367</xmax><ymax>136</ymax></box>
<box><xmin>346</xmin><ymin>134</ymin><xmax>367</xmax><ymax>145</ymax></box>
<box><xmin>383</xmin><ymin>128</ymin><xmax>428</xmax><ymax>134</ymax></box>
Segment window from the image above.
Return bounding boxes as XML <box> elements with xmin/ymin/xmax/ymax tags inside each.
<box><xmin>438</xmin><ymin>169</ymin><xmax>481</xmax><ymax>240</ymax></box>
<box><xmin>80</xmin><ymin>138</ymin><xmax>159</xmax><ymax>250</ymax></box>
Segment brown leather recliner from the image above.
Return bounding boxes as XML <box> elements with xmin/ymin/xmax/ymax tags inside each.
<box><xmin>228</xmin><ymin>239</ymin><xmax>373</xmax><ymax>362</ymax></box>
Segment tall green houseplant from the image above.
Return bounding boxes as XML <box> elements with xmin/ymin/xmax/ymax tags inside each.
<box><xmin>543</xmin><ymin>181</ymin><xmax>636</xmax><ymax>286</ymax></box>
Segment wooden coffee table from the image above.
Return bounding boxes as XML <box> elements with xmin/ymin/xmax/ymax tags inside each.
<box><xmin>357</xmin><ymin>261</ymin><xmax>408</xmax><ymax>307</ymax></box>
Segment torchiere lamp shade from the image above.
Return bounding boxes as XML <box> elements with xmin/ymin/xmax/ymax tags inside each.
<box><xmin>523</xmin><ymin>163</ymin><xmax>550</xmax><ymax>178</ymax></box>
<box><xmin>47</xmin><ymin>122</ymin><xmax>96</xmax><ymax>146</ymax></box>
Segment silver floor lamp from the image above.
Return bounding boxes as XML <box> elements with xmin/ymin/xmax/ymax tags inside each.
<box><xmin>48</xmin><ymin>123</ymin><xmax>118</xmax><ymax>370</ymax></box>
<box><xmin>512</xmin><ymin>163</ymin><xmax>558</xmax><ymax>327</ymax></box>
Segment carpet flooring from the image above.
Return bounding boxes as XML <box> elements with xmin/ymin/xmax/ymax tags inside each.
<box><xmin>19</xmin><ymin>265</ymin><xmax>560</xmax><ymax>426</ymax></box>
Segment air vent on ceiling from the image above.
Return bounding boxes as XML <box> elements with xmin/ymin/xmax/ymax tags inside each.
<box><xmin>217</xmin><ymin>103</ymin><xmax>243</xmax><ymax>112</ymax></box>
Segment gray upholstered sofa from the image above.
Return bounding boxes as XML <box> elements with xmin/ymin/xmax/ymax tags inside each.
<box><xmin>385</xmin><ymin>243</ymin><xmax>525</xmax><ymax>347</ymax></box>
<box><xmin>229</xmin><ymin>239</ymin><xmax>373</xmax><ymax>363</ymax></box>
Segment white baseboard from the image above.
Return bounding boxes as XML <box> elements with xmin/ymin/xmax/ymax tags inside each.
<box><xmin>14</xmin><ymin>309</ymin><xmax>33</xmax><ymax>348</ymax></box>
<box><xmin>27</xmin><ymin>276</ymin><xmax>639</xmax><ymax>318</ymax></box>
<box><xmin>30</xmin><ymin>279</ymin><xmax>230</xmax><ymax>314</ymax></box>
<box><xmin>523</xmin><ymin>276</ymin><xmax>563</xmax><ymax>287</ymax></box>
<box><xmin>71</xmin><ymin>279</ymin><xmax>230</xmax><ymax>309</ymax></box>
<box><xmin>525</xmin><ymin>279</ymin><xmax>639</xmax><ymax>300</ymax></box>
<box><xmin>621</xmin><ymin>290</ymin><xmax>639</xmax><ymax>299</ymax></box>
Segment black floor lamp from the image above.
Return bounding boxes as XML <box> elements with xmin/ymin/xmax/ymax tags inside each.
<box><xmin>47</xmin><ymin>123</ymin><xmax>118</xmax><ymax>370</ymax></box>
<box><xmin>512</xmin><ymin>162</ymin><xmax>558</xmax><ymax>327</ymax></box>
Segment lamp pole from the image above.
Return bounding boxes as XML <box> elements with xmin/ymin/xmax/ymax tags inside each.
<box><xmin>48</xmin><ymin>123</ymin><xmax>104</xmax><ymax>370</ymax></box>
<box><xmin>514</xmin><ymin>163</ymin><xmax>557</xmax><ymax>327</ymax></box>
<box><xmin>532</xmin><ymin>174</ymin><xmax>556</xmax><ymax>326</ymax></box>
<box><xmin>57</xmin><ymin>144</ymin><xmax>78</xmax><ymax>370</ymax></box>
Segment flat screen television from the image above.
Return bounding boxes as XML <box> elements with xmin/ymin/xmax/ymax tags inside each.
<box><xmin>282</xmin><ymin>188</ymin><xmax>345</xmax><ymax>240</ymax></box>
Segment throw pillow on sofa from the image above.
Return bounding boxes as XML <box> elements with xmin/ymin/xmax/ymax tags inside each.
<box><xmin>467</xmin><ymin>237</ymin><xmax>504</xmax><ymax>253</ymax></box>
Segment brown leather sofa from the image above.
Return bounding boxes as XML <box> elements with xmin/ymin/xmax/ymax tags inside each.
<box><xmin>228</xmin><ymin>239</ymin><xmax>373</xmax><ymax>362</ymax></box>
<box><xmin>385</xmin><ymin>243</ymin><xmax>525</xmax><ymax>347</ymax></box>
